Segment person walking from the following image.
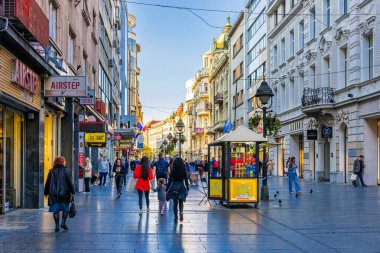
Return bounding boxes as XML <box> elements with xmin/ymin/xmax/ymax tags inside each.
<box><xmin>267</xmin><ymin>159</ymin><xmax>275</xmax><ymax>177</ymax></box>
<box><xmin>84</xmin><ymin>157</ymin><xmax>92</xmax><ymax>193</ymax></box>
<box><xmin>287</xmin><ymin>156</ymin><xmax>301</xmax><ymax>194</ymax></box>
<box><xmin>98</xmin><ymin>157</ymin><xmax>108</xmax><ymax>186</ymax></box>
<box><xmin>166</xmin><ymin>157</ymin><xmax>190</xmax><ymax>222</ymax></box>
<box><xmin>44</xmin><ymin>156</ymin><xmax>75</xmax><ymax>232</ymax></box>
<box><xmin>113</xmin><ymin>158</ymin><xmax>126</xmax><ymax>198</ymax></box>
<box><xmin>107</xmin><ymin>159</ymin><xmax>113</xmax><ymax>179</ymax></box>
<box><xmin>123</xmin><ymin>157</ymin><xmax>129</xmax><ymax>186</ymax></box>
<box><xmin>353</xmin><ymin>155</ymin><xmax>367</xmax><ymax>187</ymax></box>
<box><xmin>153</xmin><ymin>153</ymin><xmax>170</xmax><ymax>182</ymax></box>
<box><xmin>134</xmin><ymin>156</ymin><xmax>154</xmax><ymax>215</ymax></box>
<box><xmin>153</xmin><ymin>178</ymin><xmax>167</xmax><ymax>216</ymax></box>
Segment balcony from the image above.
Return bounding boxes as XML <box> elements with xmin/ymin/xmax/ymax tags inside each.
<box><xmin>206</xmin><ymin>127</ymin><xmax>214</xmax><ymax>135</ymax></box>
<box><xmin>206</xmin><ymin>102</ymin><xmax>212</xmax><ymax>110</ymax></box>
<box><xmin>215</xmin><ymin>93</ymin><xmax>224</xmax><ymax>104</ymax></box>
<box><xmin>197</xmin><ymin>107</ymin><xmax>208</xmax><ymax>116</ymax></box>
<box><xmin>301</xmin><ymin>88</ymin><xmax>335</xmax><ymax>115</ymax></box>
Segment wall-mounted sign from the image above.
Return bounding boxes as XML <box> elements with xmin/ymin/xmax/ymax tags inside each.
<box><xmin>321</xmin><ymin>126</ymin><xmax>333</xmax><ymax>138</ymax></box>
<box><xmin>209</xmin><ymin>179</ymin><xmax>223</xmax><ymax>199</ymax></box>
<box><xmin>80</xmin><ymin>89</ymin><xmax>95</xmax><ymax>105</ymax></box>
<box><xmin>45</xmin><ymin>76</ymin><xmax>87</xmax><ymax>97</ymax></box>
<box><xmin>85</xmin><ymin>132</ymin><xmax>106</xmax><ymax>143</ymax></box>
<box><xmin>119</xmin><ymin>138</ymin><xmax>134</xmax><ymax>149</ymax></box>
<box><xmin>78</xmin><ymin>122</ymin><xmax>105</xmax><ymax>132</ymax></box>
<box><xmin>307</xmin><ymin>130</ymin><xmax>318</xmax><ymax>140</ymax></box>
<box><xmin>11</xmin><ymin>59</ymin><xmax>40</xmax><ymax>94</ymax></box>
<box><xmin>229</xmin><ymin>178</ymin><xmax>258</xmax><ymax>203</ymax></box>
<box><xmin>194</xmin><ymin>128</ymin><xmax>204</xmax><ymax>134</ymax></box>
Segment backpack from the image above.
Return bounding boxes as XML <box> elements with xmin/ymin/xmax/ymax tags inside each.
<box><xmin>156</xmin><ymin>160</ymin><xmax>167</xmax><ymax>178</ymax></box>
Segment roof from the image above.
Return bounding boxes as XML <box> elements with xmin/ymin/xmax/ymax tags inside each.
<box><xmin>228</xmin><ymin>12</ymin><xmax>244</xmax><ymax>37</ymax></box>
<box><xmin>209</xmin><ymin>125</ymin><xmax>267</xmax><ymax>145</ymax></box>
<box><xmin>213</xmin><ymin>17</ymin><xmax>232</xmax><ymax>50</ymax></box>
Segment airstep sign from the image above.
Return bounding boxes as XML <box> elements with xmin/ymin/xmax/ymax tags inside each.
<box><xmin>45</xmin><ymin>76</ymin><xmax>87</xmax><ymax>97</ymax></box>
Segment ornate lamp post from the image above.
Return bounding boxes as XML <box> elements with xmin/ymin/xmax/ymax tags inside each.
<box><xmin>254</xmin><ymin>80</ymin><xmax>274</xmax><ymax>201</ymax></box>
<box><xmin>175</xmin><ymin>119</ymin><xmax>185</xmax><ymax>157</ymax></box>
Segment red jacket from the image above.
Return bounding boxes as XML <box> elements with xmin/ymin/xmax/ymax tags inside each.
<box><xmin>133</xmin><ymin>165</ymin><xmax>153</xmax><ymax>191</ymax></box>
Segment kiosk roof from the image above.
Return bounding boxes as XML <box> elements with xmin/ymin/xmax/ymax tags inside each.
<box><xmin>210</xmin><ymin>125</ymin><xmax>267</xmax><ymax>145</ymax></box>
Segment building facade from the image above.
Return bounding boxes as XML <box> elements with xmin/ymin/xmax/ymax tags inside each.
<box><xmin>267</xmin><ymin>0</ymin><xmax>380</xmax><ymax>185</ymax></box>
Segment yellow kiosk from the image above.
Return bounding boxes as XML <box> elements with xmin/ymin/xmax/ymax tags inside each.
<box><xmin>207</xmin><ymin>125</ymin><xmax>267</xmax><ymax>208</ymax></box>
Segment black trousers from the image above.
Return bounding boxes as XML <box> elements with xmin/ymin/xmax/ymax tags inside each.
<box><xmin>173</xmin><ymin>199</ymin><xmax>184</xmax><ymax>217</ymax></box>
<box><xmin>115</xmin><ymin>174</ymin><xmax>123</xmax><ymax>194</ymax></box>
<box><xmin>137</xmin><ymin>190</ymin><xmax>150</xmax><ymax>209</ymax></box>
<box><xmin>84</xmin><ymin>178</ymin><xmax>90</xmax><ymax>192</ymax></box>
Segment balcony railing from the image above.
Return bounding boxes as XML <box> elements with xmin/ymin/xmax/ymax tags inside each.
<box><xmin>301</xmin><ymin>88</ymin><xmax>334</xmax><ymax>107</ymax></box>
<box><xmin>215</xmin><ymin>93</ymin><xmax>224</xmax><ymax>104</ymax></box>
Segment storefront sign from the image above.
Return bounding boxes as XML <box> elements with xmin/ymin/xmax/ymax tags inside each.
<box><xmin>229</xmin><ymin>178</ymin><xmax>258</xmax><ymax>203</ymax></box>
<box><xmin>45</xmin><ymin>76</ymin><xmax>87</xmax><ymax>97</ymax></box>
<box><xmin>78</xmin><ymin>122</ymin><xmax>105</xmax><ymax>132</ymax></box>
<box><xmin>209</xmin><ymin>179</ymin><xmax>223</xmax><ymax>198</ymax></box>
<box><xmin>80</xmin><ymin>89</ymin><xmax>95</xmax><ymax>105</ymax></box>
<box><xmin>194</xmin><ymin>128</ymin><xmax>204</xmax><ymax>134</ymax></box>
<box><xmin>119</xmin><ymin>139</ymin><xmax>134</xmax><ymax>149</ymax></box>
<box><xmin>307</xmin><ymin>130</ymin><xmax>318</xmax><ymax>140</ymax></box>
<box><xmin>321</xmin><ymin>126</ymin><xmax>333</xmax><ymax>138</ymax></box>
<box><xmin>85</xmin><ymin>132</ymin><xmax>106</xmax><ymax>143</ymax></box>
<box><xmin>11</xmin><ymin>59</ymin><xmax>40</xmax><ymax>94</ymax></box>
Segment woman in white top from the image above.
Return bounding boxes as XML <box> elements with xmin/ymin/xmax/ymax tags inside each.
<box><xmin>84</xmin><ymin>157</ymin><xmax>92</xmax><ymax>193</ymax></box>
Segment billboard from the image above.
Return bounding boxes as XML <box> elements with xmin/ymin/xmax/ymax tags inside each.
<box><xmin>45</xmin><ymin>76</ymin><xmax>87</xmax><ymax>97</ymax></box>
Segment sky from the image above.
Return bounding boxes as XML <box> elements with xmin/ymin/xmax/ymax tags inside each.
<box><xmin>127</xmin><ymin>0</ymin><xmax>246</xmax><ymax>123</ymax></box>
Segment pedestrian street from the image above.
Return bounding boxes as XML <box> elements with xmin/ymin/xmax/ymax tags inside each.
<box><xmin>1</xmin><ymin>176</ymin><xmax>380</xmax><ymax>253</ymax></box>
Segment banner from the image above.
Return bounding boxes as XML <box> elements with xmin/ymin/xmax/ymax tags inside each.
<box><xmin>45</xmin><ymin>76</ymin><xmax>87</xmax><ymax>97</ymax></box>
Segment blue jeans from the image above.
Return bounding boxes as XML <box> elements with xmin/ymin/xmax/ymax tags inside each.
<box><xmin>99</xmin><ymin>172</ymin><xmax>108</xmax><ymax>186</ymax></box>
<box><xmin>354</xmin><ymin>172</ymin><xmax>366</xmax><ymax>186</ymax></box>
<box><xmin>288</xmin><ymin>171</ymin><xmax>301</xmax><ymax>193</ymax></box>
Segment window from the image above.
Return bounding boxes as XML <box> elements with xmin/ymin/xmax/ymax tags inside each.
<box><xmin>247</xmin><ymin>9</ymin><xmax>266</xmax><ymax>41</ymax></box>
<box><xmin>247</xmin><ymin>35</ymin><xmax>266</xmax><ymax>64</ymax></box>
<box><xmin>341</xmin><ymin>0</ymin><xmax>348</xmax><ymax>15</ymax></box>
<box><xmin>289</xmin><ymin>79</ymin><xmax>295</xmax><ymax>109</ymax></box>
<box><xmin>299</xmin><ymin>20</ymin><xmax>304</xmax><ymax>49</ymax></box>
<box><xmin>204</xmin><ymin>83</ymin><xmax>208</xmax><ymax>92</ymax></box>
<box><xmin>68</xmin><ymin>33</ymin><xmax>74</xmax><ymax>65</ymax></box>
<box><xmin>49</xmin><ymin>1</ymin><xmax>57</xmax><ymax>41</ymax></box>
<box><xmin>290</xmin><ymin>29</ymin><xmax>294</xmax><ymax>56</ymax></box>
<box><xmin>324</xmin><ymin>56</ymin><xmax>331</xmax><ymax>87</ymax></box>
<box><xmin>339</xmin><ymin>47</ymin><xmax>349</xmax><ymax>87</ymax></box>
<box><xmin>369</xmin><ymin>34</ymin><xmax>374</xmax><ymax>79</ymax></box>
<box><xmin>233</xmin><ymin>34</ymin><xmax>243</xmax><ymax>56</ymax></box>
<box><xmin>324</xmin><ymin>0</ymin><xmax>330</xmax><ymax>27</ymax></box>
<box><xmin>247</xmin><ymin>63</ymin><xmax>266</xmax><ymax>87</ymax></box>
<box><xmin>273</xmin><ymin>45</ymin><xmax>278</xmax><ymax>69</ymax></box>
<box><xmin>290</xmin><ymin>0</ymin><xmax>296</xmax><ymax>8</ymax></box>
<box><xmin>247</xmin><ymin>0</ymin><xmax>259</xmax><ymax>15</ymax></box>
<box><xmin>274</xmin><ymin>10</ymin><xmax>278</xmax><ymax>26</ymax></box>
<box><xmin>310</xmin><ymin>7</ymin><xmax>316</xmax><ymax>39</ymax></box>
<box><xmin>281</xmin><ymin>38</ymin><xmax>285</xmax><ymax>64</ymax></box>
<box><xmin>310</xmin><ymin>65</ymin><xmax>316</xmax><ymax>88</ymax></box>
<box><xmin>233</xmin><ymin>62</ymin><xmax>244</xmax><ymax>82</ymax></box>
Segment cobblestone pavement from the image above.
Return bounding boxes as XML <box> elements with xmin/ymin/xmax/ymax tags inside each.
<box><xmin>1</xmin><ymin>176</ymin><xmax>380</xmax><ymax>253</ymax></box>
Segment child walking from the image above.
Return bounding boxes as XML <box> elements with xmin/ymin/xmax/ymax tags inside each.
<box><xmin>153</xmin><ymin>178</ymin><xmax>167</xmax><ymax>216</ymax></box>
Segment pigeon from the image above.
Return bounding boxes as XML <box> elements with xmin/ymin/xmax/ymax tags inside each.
<box><xmin>278</xmin><ymin>199</ymin><xmax>282</xmax><ymax>204</ymax></box>
<box><xmin>276</xmin><ymin>191</ymin><xmax>280</xmax><ymax>194</ymax></box>
<box><xmin>310</xmin><ymin>189</ymin><xmax>313</xmax><ymax>193</ymax></box>
<box><xmin>274</xmin><ymin>194</ymin><xmax>277</xmax><ymax>198</ymax></box>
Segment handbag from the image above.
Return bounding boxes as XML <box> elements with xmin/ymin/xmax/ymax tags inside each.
<box><xmin>69</xmin><ymin>196</ymin><xmax>76</xmax><ymax>218</ymax></box>
<box><xmin>350</xmin><ymin>173</ymin><xmax>357</xmax><ymax>181</ymax></box>
<box><xmin>128</xmin><ymin>178</ymin><xmax>137</xmax><ymax>193</ymax></box>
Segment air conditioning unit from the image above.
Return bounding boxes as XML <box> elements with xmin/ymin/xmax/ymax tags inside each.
<box><xmin>108</xmin><ymin>59</ymin><xmax>114</xmax><ymax>68</ymax></box>
<box><xmin>113</xmin><ymin>40</ymin><xmax>117</xmax><ymax>48</ymax></box>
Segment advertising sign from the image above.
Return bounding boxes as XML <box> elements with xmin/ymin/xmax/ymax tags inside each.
<box><xmin>229</xmin><ymin>178</ymin><xmax>258</xmax><ymax>203</ymax></box>
<box><xmin>209</xmin><ymin>179</ymin><xmax>223</xmax><ymax>198</ymax></box>
<box><xmin>12</xmin><ymin>59</ymin><xmax>40</xmax><ymax>94</ymax></box>
<box><xmin>85</xmin><ymin>132</ymin><xmax>106</xmax><ymax>143</ymax></box>
<box><xmin>119</xmin><ymin>138</ymin><xmax>134</xmax><ymax>149</ymax></box>
<box><xmin>78</xmin><ymin>122</ymin><xmax>105</xmax><ymax>132</ymax></box>
<box><xmin>307</xmin><ymin>130</ymin><xmax>318</xmax><ymax>140</ymax></box>
<box><xmin>194</xmin><ymin>128</ymin><xmax>204</xmax><ymax>134</ymax></box>
<box><xmin>45</xmin><ymin>76</ymin><xmax>87</xmax><ymax>97</ymax></box>
<box><xmin>80</xmin><ymin>89</ymin><xmax>95</xmax><ymax>105</ymax></box>
<box><xmin>321</xmin><ymin>126</ymin><xmax>333</xmax><ymax>138</ymax></box>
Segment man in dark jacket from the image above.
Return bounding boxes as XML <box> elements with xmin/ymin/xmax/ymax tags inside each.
<box><xmin>353</xmin><ymin>155</ymin><xmax>367</xmax><ymax>187</ymax></box>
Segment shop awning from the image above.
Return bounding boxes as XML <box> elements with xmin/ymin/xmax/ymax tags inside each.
<box><xmin>209</xmin><ymin>125</ymin><xmax>267</xmax><ymax>145</ymax></box>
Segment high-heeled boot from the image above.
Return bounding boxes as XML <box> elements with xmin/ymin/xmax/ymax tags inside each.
<box><xmin>60</xmin><ymin>218</ymin><xmax>68</xmax><ymax>230</ymax></box>
<box><xmin>180</xmin><ymin>213</ymin><xmax>184</xmax><ymax>222</ymax></box>
<box><xmin>55</xmin><ymin>222</ymin><xmax>60</xmax><ymax>232</ymax></box>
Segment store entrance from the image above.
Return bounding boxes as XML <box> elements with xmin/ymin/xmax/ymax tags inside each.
<box><xmin>0</xmin><ymin>107</ymin><xmax>24</xmax><ymax>213</ymax></box>
<box><xmin>298</xmin><ymin>135</ymin><xmax>304</xmax><ymax>178</ymax></box>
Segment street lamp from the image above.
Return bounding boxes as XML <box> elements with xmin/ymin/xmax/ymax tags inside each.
<box><xmin>254</xmin><ymin>80</ymin><xmax>274</xmax><ymax>201</ymax></box>
<box><xmin>175</xmin><ymin>119</ymin><xmax>185</xmax><ymax>157</ymax></box>
<box><xmin>167</xmin><ymin>133</ymin><xmax>173</xmax><ymax>141</ymax></box>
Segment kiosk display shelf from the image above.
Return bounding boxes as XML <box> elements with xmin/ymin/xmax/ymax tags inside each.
<box><xmin>207</xmin><ymin>126</ymin><xmax>267</xmax><ymax>208</ymax></box>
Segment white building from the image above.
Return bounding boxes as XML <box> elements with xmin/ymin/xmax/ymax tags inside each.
<box><xmin>245</xmin><ymin>0</ymin><xmax>268</xmax><ymax>126</ymax></box>
<box><xmin>267</xmin><ymin>0</ymin><xmax>380</xmax><ymax>185</ymax></box>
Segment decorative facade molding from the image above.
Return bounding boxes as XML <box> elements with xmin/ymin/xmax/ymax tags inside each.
<box><xmin>297</xmin><ymin>62</ymin><xmax>305</xmax><ymax>75</ymax></box>
<box><xmin>334</xmin><ymin>27</ymin><xmax>350</xmax><ymax>46</ymax></box>
<box><xmin>319</xmin><ymin>111</ymin><xmax>335</xmax><ymax>127</ymax></box>
<box><xmin>359</xmin><ymin>16</ymin><xmax>376</xmax><ymax>36</ymax></box>
<box><xmin>307</xmin><ymin>117</ymin><xmax>318</xmax><ymax>130</ymax></box>
<box><xmin>287</xmin><ymin>68</ymin><xmax>296</xmax><ymax>81</ymax></box>
<box><xmin>305</xmin><ymin>49</ymin><xmax>317</xmax><ymax>65</ymax></box>
<box><xmin>335</xmin><ymin>110</ymin><xmax>349</xmax><ymax>127</ymax></box>
<box><xmin>318</xmin><ymin>36</ymin><xmax>332</xmax><ymax>55</ymax></box>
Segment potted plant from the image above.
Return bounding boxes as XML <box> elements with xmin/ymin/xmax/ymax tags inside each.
<box><xmin>265</xmin><ymin>114</ymin><xmax>281</xmax><ymax>137</ymax></box>
<box><xmin>249</xmin><ymin>113</ymin><xmax>262</xmax><ymax>129</ymax></box>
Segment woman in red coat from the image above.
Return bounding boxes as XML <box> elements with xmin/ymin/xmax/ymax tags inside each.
<box><xmin>133</xmin><ymin>156</ymin><xmax>154</xmax><ymax>215</ymax></box>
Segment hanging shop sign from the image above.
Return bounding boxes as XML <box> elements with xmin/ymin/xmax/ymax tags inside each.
<box><xmin>229</xmin><ymin>178</ymin><xmax>258</xmax><ymax>203</ymax></box>
<box><xmin>307</xmin><ymin>130</ymin><xmax>318</xmax><ymax>140</ymax></box>
<box><xmin>11</xmin><ymin>59</ymin><xmax>40</xmax><ymax>95</ymax></box>
<box><xmin>119</xmin><ymin>138</ymin><xmax>134</xmax><ymax>149</ymax></box>
<box><xmin>78</xmin><ymin>122</ymin><xmax>105</xmax><ymax>132</ymax></box>
<box><xmin>45</xmin><ymin>76</ymin><xmax>87</xmax><ymax>97</ymax></box>
<box><xmin>321</xmin><ymin>126</ymin><xmax>333</xmax><ymax>138</ymax></box>
<box><xmin>194</xmin><ymin>128</ymin><xmax>204</xmax><ymax>134</ymax></box>
<box><xmin>85</xmin><ymin>132</ymin><xmax>106</xmax><ymax>143</ymax></box>
<box><xmin>80</xmin><ymin>89</ymin><xmax>95</xmax><ymax>105</ymax></box>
